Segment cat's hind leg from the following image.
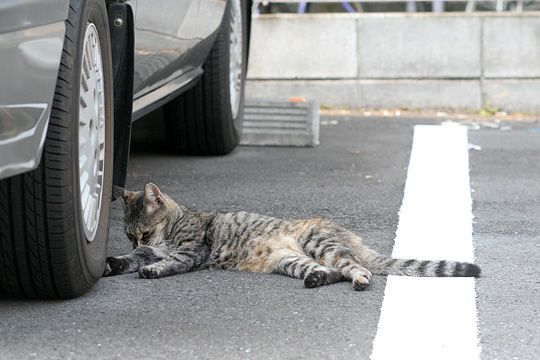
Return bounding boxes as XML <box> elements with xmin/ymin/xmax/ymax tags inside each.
<box><xmin>325</xmin><ymin>251</ymin><xmax>372</xmax><ymax>291</ymax></box>
<box><xmin>297</xmin><ymin>220</ymin><xmax>371</xmax><ymax>290</ymax></box>
<box><xmin>274</xmin><ymin>253</ymin><xmax>342</xmax><ymax>289</ymax></box>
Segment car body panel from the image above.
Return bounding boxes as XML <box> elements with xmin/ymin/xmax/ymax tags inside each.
<box><xmin>0</xmin><ymin>21</ymin><xmax>65</xmax><ymax>179</ymax></box>
<box><xmin>132</xmin><ymin>67</ymin><xmax>203</xmax><ymax>120</ymax></box>
<box><xmin>133</xmin><ymin>0</ymin><xmax>225</xmax><ymax>100</ymax></box>
<box><xmin>0</xmin><ymin>0</ymin><xmax>227</xmax><ymax>179</ymax></box>
<box><xmin>0</xmin><ymin>0</ymin><xmax>69</xmax><ymax>34</ymax></box>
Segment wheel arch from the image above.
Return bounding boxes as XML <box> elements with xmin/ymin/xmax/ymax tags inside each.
<box><xmin>245</xmin><ymin>0</ymin><xmax>253</xmax><ymax>68</ymax></box>
<box><xmin>106</xmin><ymin>0</ymin><xmax>135</xmax><ymax>194</ymax></box>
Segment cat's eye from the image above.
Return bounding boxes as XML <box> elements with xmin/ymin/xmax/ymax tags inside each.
<box><xmin>126</xmin><ymin>234</ymin><xmax>136</xmax><ymax>242</ymax></box>
<box><xmin>141</xmin><ymin>231</ymin><xmax>150</xmax><ymax>240</ymax></box>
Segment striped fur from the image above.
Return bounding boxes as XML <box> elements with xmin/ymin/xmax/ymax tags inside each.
<box><xmin>104</xmin><ymin>183</ymin><xmax>481</xmax><ymax>290</ymax></box>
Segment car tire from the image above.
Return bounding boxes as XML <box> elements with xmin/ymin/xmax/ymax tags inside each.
<box><xmin>164</xmin><ymin>0</ymin><xmax>248</xmax><ymax>155</ymax></box>
<box><xmin>0</xmin><ymin>0</ymin><xmax>113</xmax><ymax>299</ymax></box>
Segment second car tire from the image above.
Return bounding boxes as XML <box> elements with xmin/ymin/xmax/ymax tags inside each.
<box><xmin>164</xmin><ymin>0</ymin><xmax>248</xmax><ymax>155</ymax></box>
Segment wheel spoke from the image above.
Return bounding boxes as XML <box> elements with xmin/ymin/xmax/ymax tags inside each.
<box><xmin>79</xmin><ymin>154</ymin><xmax>94</xmax><ymax>181</ymax></box>
<box><xmin>81</xmin><ymin>72</ymin><xmax>89</xmax><ymax>92</ymax></box>
<box><xmin>228</xmin><ymin>0</ymin><xmax>243</xmax><ymax>119</ymax></box>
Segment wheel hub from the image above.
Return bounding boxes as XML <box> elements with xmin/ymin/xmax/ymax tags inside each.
<box><xmin>78</xmin><ymin>23</ymin><xmax>105</xmax><ymax>242</ymax></box>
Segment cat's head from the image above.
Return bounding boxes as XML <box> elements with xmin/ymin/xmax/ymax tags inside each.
<box><xmin>114</xmin><ymin>183</ymin><xmax>178</xmax><ymax>248</ymax></box>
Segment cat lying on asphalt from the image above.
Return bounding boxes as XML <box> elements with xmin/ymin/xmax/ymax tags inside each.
<box><xmin>104</xmin><ymin>183</ymin><xmax>481</xmax><ymax>290</ymax></box>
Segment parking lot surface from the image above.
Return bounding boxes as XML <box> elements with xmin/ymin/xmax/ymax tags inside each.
<box><xmin>0</xmin><ymin>113</ymin><xmax>538</xmax><ymax>359</ymax></box>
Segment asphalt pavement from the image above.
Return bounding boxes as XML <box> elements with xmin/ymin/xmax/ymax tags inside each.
<box><xmin>0</xmin><ymin>112</ymin><xmax>538</xmax><ymax>360</ymax></box>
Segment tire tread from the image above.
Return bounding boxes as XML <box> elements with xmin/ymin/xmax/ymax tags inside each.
<box><xmin>0</xmin><ymin>0</ymin><xmax>111</xmax><ymax>299</ymax></box>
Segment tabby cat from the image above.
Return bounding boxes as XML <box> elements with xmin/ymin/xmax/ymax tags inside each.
<box><xmin>104</xmin><ymin>183</ymin><xmax>481</xmax><ymax>290</ymax></box>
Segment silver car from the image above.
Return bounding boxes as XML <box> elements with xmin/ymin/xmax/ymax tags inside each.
<box><xmin>0</xmin><ymin>0</ymin><xmax>249</xmax><ymax>298</ymax></box>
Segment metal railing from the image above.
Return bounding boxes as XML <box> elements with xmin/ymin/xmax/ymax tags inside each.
<box><xmin>254</xmin><ymin>1</ymin><xmax>540</xmax><ymax>13</ymax></box>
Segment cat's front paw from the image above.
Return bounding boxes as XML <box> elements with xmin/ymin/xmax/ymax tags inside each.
<box><xmin>103</xmin><ymin>257</ymin><xmax>127</xmax><ymax>277</ymax></box>
<box><xmin>138</xmin><ymin>265</ymin><xmax>161</xmax><ymax>279</ymax></box>
<box><xmin>103</xmin><ymin>262</ymin><xmax>112</xmax><ymax>277</ymax></box>
<box><xmin>304</xmin><ymin>270</ymin><xmax>328</xmax><ymax>288</ymax></box>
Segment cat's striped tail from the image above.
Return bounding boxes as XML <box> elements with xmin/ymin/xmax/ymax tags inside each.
<box><xmin>360</xmin><ymin>251</ymin><xmax>481</xmax><ymax>278</ymax></box>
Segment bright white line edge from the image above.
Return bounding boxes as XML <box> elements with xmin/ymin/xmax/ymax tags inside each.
<box><xmin>370</xmin><ymin>124</ymin><xmax>481</xmax><ymax>360</ymax></box>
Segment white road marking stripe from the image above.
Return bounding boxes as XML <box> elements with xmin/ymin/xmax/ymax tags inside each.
<box><xmin>370</xmin><ymin>125</ymin><xmax>481</xmax><ymax>360</ymax></box>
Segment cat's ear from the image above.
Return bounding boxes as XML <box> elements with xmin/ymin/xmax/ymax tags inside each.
<box><xmin>143</xmin><ymin>182</ymin><xmax>164</xmax><ymax>212</ymax></box>
<box><xmin>113</xmin><ymin>185</ymin><xmax>131</xmax><ymax>203</ymax></box>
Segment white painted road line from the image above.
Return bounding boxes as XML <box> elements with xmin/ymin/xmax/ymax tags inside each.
<box><xmin>370</xmin><ymin>125</ymin><xmax>481</xmax><ymax>360</ymax></box>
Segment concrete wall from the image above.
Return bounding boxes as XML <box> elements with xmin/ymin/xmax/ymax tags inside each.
<box><xmin>246</xmin><ymin>13</ymin><xmax>540</xmax><ymax>112</ymax></box>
